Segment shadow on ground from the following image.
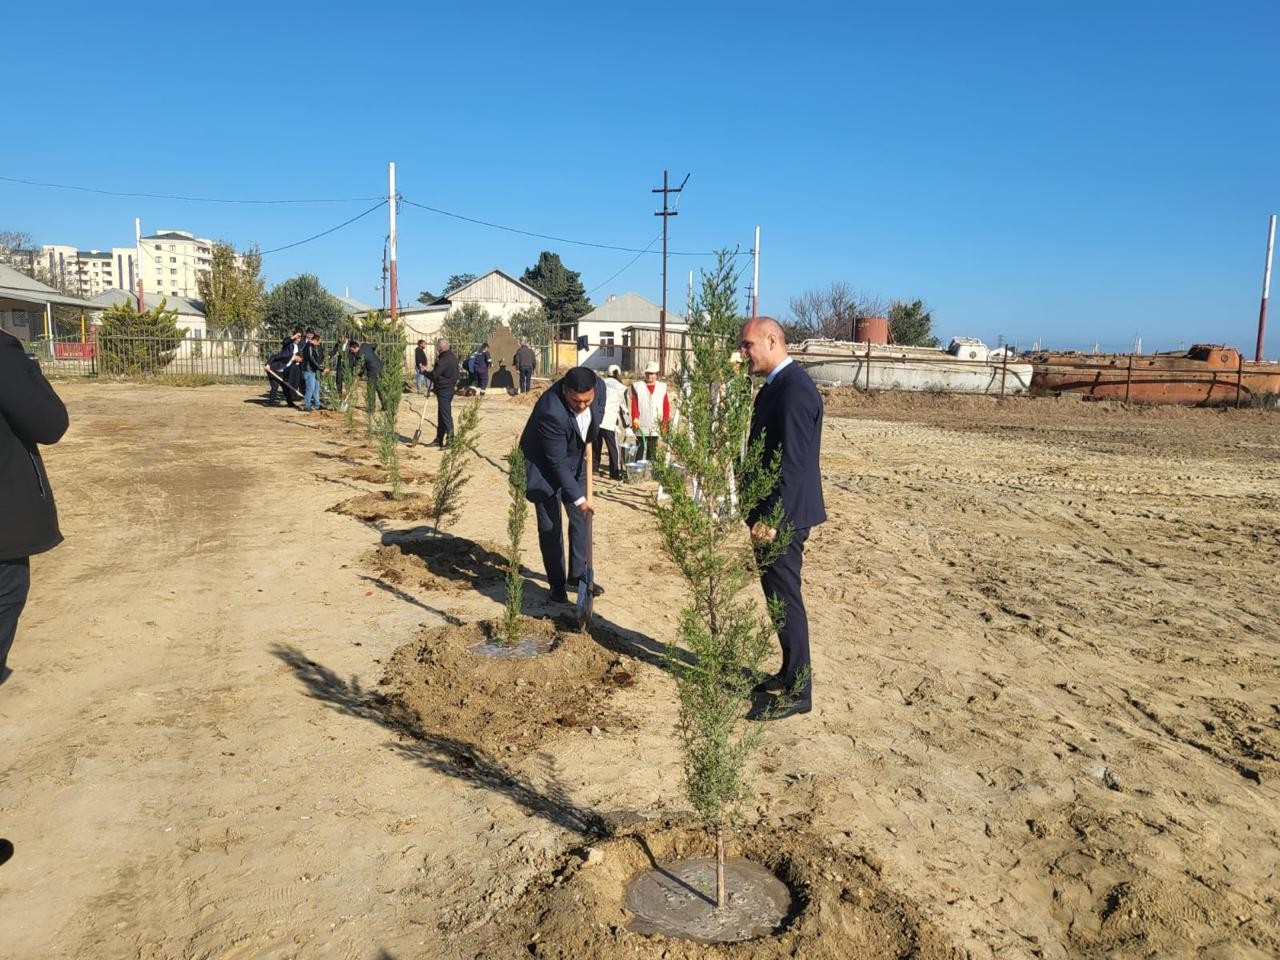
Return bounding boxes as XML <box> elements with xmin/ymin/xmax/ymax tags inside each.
<box><xmin>271</xmin><ymin>643</ymin><xmax>607</xmax><ymax>838</ymax></box>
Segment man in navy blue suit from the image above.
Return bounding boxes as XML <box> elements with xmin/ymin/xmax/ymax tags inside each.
<box><xmin>738</xmin><ymin>316</ymin><xmax>826</xmax><ymax>720</ymax></box>
<box><xmin>519</xmin><ymin>366</ymin><xmax>608</xmax><ymax>604</ymax></box>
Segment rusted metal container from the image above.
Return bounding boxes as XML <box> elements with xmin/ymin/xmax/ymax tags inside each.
<box><xmin>1029</xmin><ymin>345</ymin><xmax>1280</xmax><ymax>405</ymax></box>
<box><xmin>854</xmin><ymin>315</ymin><xmax>890</xmax><ymax>345</ymax></box>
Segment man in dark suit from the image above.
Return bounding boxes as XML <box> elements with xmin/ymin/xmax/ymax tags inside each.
<box><xmin>519</xmin><ymin>366</ymin><xmax>607</xmax><ymax>604</ymax></box>
<box><xmin>1</xmin><ymin>329</ymin><xmax>69</xmax><ymax>685</ymax></box>
<box><xmin>738</xmin><ymin>316</ymin><xmax>826</xmax><ymax>720</ymax></box>
<box><xmin>429</xmin><ymin>337</ymin><xmax>459</xmax><ymax>447</ymax></box>
<box><xmin>347</xmin><ymin>340</ymin><xmax>387</xmax><ymax>410</ymax></box>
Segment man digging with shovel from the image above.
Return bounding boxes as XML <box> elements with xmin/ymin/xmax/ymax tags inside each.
<box><xmin>518</xmin><ymin>366</ymin><xmax>606</xmax><ymax>611</ymax></box>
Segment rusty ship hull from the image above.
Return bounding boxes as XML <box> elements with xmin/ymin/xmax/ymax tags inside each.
<box><xmin>1029</xmin><ymin>345</ymin><xmax>1280</xmax><ymax>405</ymax></box>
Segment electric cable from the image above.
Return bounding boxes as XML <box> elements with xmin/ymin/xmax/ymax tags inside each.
<box><xmin>399</xmin><ymin>197</ymin><xmax>741</xmax><ymax>257</ymax></box>
<box><xmin>260</xmin><ymin>201</ymin><xmax>387</xmax><ymax>255</ymax></box>
<box><xmin>0</xmin><ymin>173</ymin><xmax>383</xmax><ymax>205</ymax></box>
<box><xmin>586</xmin><ymin>233</ymin><xmax>663</xmax><ymax>296</ymax></box>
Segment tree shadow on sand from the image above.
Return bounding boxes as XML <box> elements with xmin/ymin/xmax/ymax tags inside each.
<box><xmin>373</xmin><ymin>527</ymin><xmax>693</xmax><ymax>675</ymax></box>
<box><xmin>271</xmin><ymin>643</ymin><xmax>607</xmax><ymax>838</ymax></box>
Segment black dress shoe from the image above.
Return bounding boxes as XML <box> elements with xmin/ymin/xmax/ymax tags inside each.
<box><xmin>567</xmin><ymin>579</ymin><xmax>604</xmax><ymax>598</ymax></box>
<box><xmin>746</xmin><ymin>694</ymin><xmax>812</xmax><ymax>722</ymax></box>
<box><xmin>548</xmin><ymin>588</ymin><xmax>570</xmax><ymax>604</ymax></box>
<box><xmin>752</xmin><ymin>673</ymin><xmax>786</xmax><ymax>694</ymax></box>
<box><xmin>0</xmin><ymin>838</ymin><xmax>13</xmax><ymax>867</ymax></box>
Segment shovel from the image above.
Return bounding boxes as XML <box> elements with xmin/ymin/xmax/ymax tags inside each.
<box><xmin>264</xmin><ymin>366</ymin><xmax>305</xmax><ymax>401</ymax></box>
<box><xmin>575</xmin><ymin>444</ymin><xmax>595</xmax><ymax>628</ymax></box>
<box><xmin>410</xmin><ymin>387</ymin><xmax>433</xmax><ymax>446</ymax></box>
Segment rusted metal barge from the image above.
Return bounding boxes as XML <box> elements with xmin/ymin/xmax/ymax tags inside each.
<box><xmin>1028</xmin><ymin>344</ymin><xmax>1280</xmax><ymax>405</ymax></box>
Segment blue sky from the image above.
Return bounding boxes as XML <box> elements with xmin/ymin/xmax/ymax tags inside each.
<box><xmin>4</xmin><ymin>0</ymin><xmax>1277</xmax><ymax>354</ymax></box>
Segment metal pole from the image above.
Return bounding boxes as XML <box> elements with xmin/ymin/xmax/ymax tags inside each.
<box><xmin>1236</xmin><ymin>351</ymin><xmax>1244</xmax><ymax>408</ymax></box>
<box><xmin>1256</xmin><ymin>214</ymin><xmax>1275</xmax><ymax>362</ymax></box>
<box><xmin>752</xmin><ymin>225</ymin><xmax>760</xmax><ymax>319</ymax></box>
<box><xmin>388</xmin><ymin>162</ymin><xmax>398</xmax><ymax>322</ymax></box>
<box><xmin>865</xmin><ymin>341</ymin><xmax>873</xmax><ymax>393</ymax></box>
<box><xmin>1125</xmin><ymin>354</ymin><xmax>1133</xmax><ymax>404</ymax></box>
<box><xmin>1000</xmin><ymin>347</ymin><xmax>1008</xmax><ymax>397</ymax></box>
<box><xmin>135</xmin><ymin>217</ymin><xmax>144</xmax><ymax>311</ymax></box>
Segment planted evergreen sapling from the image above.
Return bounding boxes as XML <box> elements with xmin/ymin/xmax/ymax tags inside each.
<box><xmin>650</xmin><ymin>251</ymin><xmax>790</xmax><ymax>910</ymax></box>
<box><xmin>430</xmin><ymin>398</ymin><xmax>482</xmax><ymax>535</ymax></box>
<box><xmin>502</xmin><ymin>445</ymin><xmax>528</xmax><ymax>646</ymax></box>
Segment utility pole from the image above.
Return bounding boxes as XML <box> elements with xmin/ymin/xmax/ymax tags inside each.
<box><xmin>652</xmin><ymin>170</ymin><xmax>687</xmax><ymax>375</ymax></box>
<box><xmin>388</xmin><ymin>161</ymin><xmax>398</xmax><ymax>321</ymax></box>
<box><xmin>1256</xmin><ymin>213</ymin><xmax>1275</xmax><ymax>362</ymax></box>
<box><xmin>135</xmin><ymin>217</ymin><xmax>144</xmax><ymax>311</ymax></box>
<box><xmin>752</xmin><ymin>225</ymin><xmax>760</xmax><ymax>319</ymax></box>
<box><xmin>380</xmin><ymin>238</ymin><xmax>388</xmax><ymax>312</ymax></box>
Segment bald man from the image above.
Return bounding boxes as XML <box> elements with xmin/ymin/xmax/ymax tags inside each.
<box><xmin>738</xmin><ymin>316</ymin><xmax>826</xmax><ymax>720</ymax></box>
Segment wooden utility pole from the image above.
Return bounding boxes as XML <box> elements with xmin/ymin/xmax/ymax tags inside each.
<box><xmin>1256</xmin><ymin>213</ymin><xmax>1275</xmax><ymax>362</ymax></box>
<box><xmin>388</xmin><ymin>162</ymin><xmax>398</xmax><ymax>321</ymax></box>
<box><xmin>652</xmin><ymin>170</ymin><xmax>687</xmax><ymax>375</ymax></box>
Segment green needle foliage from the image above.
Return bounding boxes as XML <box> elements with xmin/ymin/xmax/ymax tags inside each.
<box><xmin>650</xmin><ymin>251</ymin><xmax>789</xmax><ymax>910</ymax></box>
<box><xmin>502</xmin><ymin>445</ymin><xmax>528</xmax><ymax>646</ymax></box>
<box><xmin>430</xmin><ymin>398</ymin><xmax>482</xmax><ymax>535</ymax></box>
<box><xmin>376</xmin><ymin>345</ymin><xmax>407</xmax><ymax>499</ymax></box>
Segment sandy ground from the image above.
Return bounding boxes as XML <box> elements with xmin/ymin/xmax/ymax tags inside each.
<box><xmin>1</xmin><ymin>382</ymin><xmax>1277</xmax><ymax>959</ymax></box>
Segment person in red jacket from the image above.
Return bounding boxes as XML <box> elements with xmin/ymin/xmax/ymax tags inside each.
<box><xmin>629</xmin><ymin>361</ymin><xmax>670</xmax><ymax>462</ymax></box>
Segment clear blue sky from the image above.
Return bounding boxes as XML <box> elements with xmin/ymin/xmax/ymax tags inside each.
<box><xmin>4</xmin><ymin>0</ymin><xmax>1278</xmax><ymax>354</ymax></box>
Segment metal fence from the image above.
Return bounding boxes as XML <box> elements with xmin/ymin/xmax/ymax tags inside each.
<box><xmin>32</xmin><ymin>335</ymin><xmax>411</xmax><ymax>382</ymax></box>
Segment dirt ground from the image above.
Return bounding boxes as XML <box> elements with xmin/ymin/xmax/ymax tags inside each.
<box><xmin>1</xmin><ymin>382</ymin><xmax>1277</xmax><ymax>959</ymax></box>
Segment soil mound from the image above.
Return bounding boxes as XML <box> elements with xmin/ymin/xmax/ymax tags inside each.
<box><xmin>343</xmin><ymin>465</ymin><xmax>432</xmax><ymax>484</ymax></box>
<box><xmin>379</xmin><ymin>620</ymin><xmax>639</xmax><ymax>753</ymax></box>
<box><xmin>327</xmin><ymin>491</ymin><xmax>434</xmax><ymax>522</ymax></box>
<box><xmin>467</xmin><ymin>818</ymin><xmax>963</xmax><ymax>960</ymax></box>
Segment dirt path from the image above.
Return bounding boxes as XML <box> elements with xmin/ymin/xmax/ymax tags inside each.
<box><xmin>0</xmin><ymin>383</ymin><xmax>1276</xmax><ymax>959</ymax></box>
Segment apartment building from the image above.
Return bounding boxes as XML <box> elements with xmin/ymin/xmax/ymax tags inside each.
<box><xmin>138</xmin><ymin>229</ymin><xmax>213</xmax><ymax>299</ymax></box>
<box><xmin>41</xmin><ymin>245</ymin><xmax>138</xmax><ymax>299</ymax></box>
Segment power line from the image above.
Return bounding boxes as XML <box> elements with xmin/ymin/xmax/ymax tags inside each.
<box><xmin>260</xmin><ymin>201</ymin><xmax>387</xmax><ymax>255</ymax></box>
<box><xmin>586</xmin><ymin>233</ymin><xmax>662</xmax><ymax>296</ymax></box>
<box><xmin>399</xmin><ymin>196</ymin><xmax>735</xmax><ymax>257</ymax></box>
<box><xmin>0</xmin><ymin>173</ymin><xmax>382</xmax><ymax>205</ymax></box>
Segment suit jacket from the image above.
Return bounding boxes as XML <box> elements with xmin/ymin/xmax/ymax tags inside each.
<box><xmin>354</xmin><ymin>344</ymin><xmax>383</xmax><ymax>379</ymax></box>
<box><xmin>414</xmin><ymin>346</ymin><xmax>429</xmax><ymax>372</ymax></box>
<box><xmin>746</xmin><ymin>360</ymin><xmax>826</xmax><ymax>530</ymax></box>
<box><xmin>520</xmin><ymin>376</ymin><xmax>607</xmax><ymax>504</ymax></box>
<box><xmin>0</xmin><ymin>331</ymin><xmax>68</xmax><ymax>560</ymax></box>
<box><xmin>431</xmin><ymin>350</ymin><xmax>459</xmax><ymax>391</ymax></box>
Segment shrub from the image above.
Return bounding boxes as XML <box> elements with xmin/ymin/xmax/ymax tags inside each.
<box><xmin>98</xmin><ymin>299</ymin><xmax>186</xmax><ymax>376</ymax></box>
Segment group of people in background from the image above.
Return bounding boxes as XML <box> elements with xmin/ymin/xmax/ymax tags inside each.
<box><xmin>263</xmin><ymin>327</ymin><xmax>386</xmax><ymax>413</ymax></box>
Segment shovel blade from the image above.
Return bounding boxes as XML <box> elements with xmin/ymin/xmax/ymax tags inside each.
<box><xmin>575</xmin><ymin>570</ymin><xmax>593</xmax><ymax>626</ymax></box>
<box><xmin>411</xmin><ymin>428</ymin><xmax>422</xmax><ymax>446</ymax></box>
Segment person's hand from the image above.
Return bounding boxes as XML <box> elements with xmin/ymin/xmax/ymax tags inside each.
<box><xmin>750</xmin><ymin>521</ymin><xmax>777</xmax><ymax>545</ymax></box>
<box><xmin>579</xmin><ymin>498</ymin><xmax>595</xmax><ymax>515</ymax></box>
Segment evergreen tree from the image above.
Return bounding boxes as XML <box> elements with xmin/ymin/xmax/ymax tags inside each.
<box><xmin>261</xmin><ymin>274</ymin><xmax>347</xmax><ymax>348</ymax></box>
<box><xmin>520</xmin><ymin>251</ymin><xmax>591</xmax><ymax>331</ymax></box>
<box><xmin>97</xmin><ymin>299</ymin><xmax>186</xmax><ymax>376</ymax></box>
<box><xmin>651</xmin><ymin>251</ymin><xmax>789</xmax><ymax>909</ymax></box>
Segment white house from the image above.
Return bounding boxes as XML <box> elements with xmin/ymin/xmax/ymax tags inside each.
<box><xmin>569</xmin><ymin>292</ymin><xmax>686</xmax><ymax>371</ymax></box>
<box><xmin>394</xmin><ymin>268</ymin><xmax>548</xmax><ymax>355</ymax></box>
<box><xmin>0</xmin><ymin>263</ymin><xmax>98</xmax><ymax>341</ymax></box>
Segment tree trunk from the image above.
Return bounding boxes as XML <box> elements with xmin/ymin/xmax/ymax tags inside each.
<box><xmin>716</xmin><ymin>820</ymin><xmax>726</xmax><ymax>910</ymax></box>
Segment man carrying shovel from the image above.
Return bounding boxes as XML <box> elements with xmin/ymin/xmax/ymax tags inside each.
<box><xmin>518</xmin><ymin>366</ymin><xmax>606</xmax><ymax>606</ymax></box>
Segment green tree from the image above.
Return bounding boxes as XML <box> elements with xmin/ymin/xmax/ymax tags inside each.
<box><xmin>441</xmin><ymin>301</ymin><xmax>494</xmax><ymax>355</ymax></box>
<box><xmin>520</xmin><ymin>251</ymin><xmax>591</xmax><ymax>331</ymax></box>
<box><xmin>417</xmin><ymin>290</ymin><xmax>437</xmax><ymax>304</ymax></box>
<box><xmin>888</xmin><ymin>298</ymin><xmax>939</xmax><ymax>347</ymax></box>
<box><xmin>508</xmin><ymin>305</ymin><xmax>552</xmax><ymax>348</ymax></box>
<box><xmin>197</xmin><ymin>241</ymin><xmax>265</xmax><ymax>350</ymax></box>
<box><xmin>430</xmin><ymin>399</ymin><xmax>482</xmax><ymax>535</ymax></box>
<box><xmin>442</xmin><ymin>273</ymin><xmax>478</xmax><ymax>295</ymax></box>
<box><xmin>97</xmin><ymin>298</ymin><xmax>187</xmax><ymax>376</ymax></box>
<box><xmin>502</xmin><ymin>446</ymin><xmax>528</xmax><ymax>646</ymax></box>
<box><xmin>261</xmin><ymin>274</ymin><xmax>347</xmax><ymax>348</ymax></box>
<box><xmin>651</xmin><ymin>251</ymin><xmax>788</xmax><ymax>910</ymax></box>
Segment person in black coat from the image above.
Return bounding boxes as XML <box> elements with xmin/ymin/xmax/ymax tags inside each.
<box><xmin>414</xmin><ymin>340</ymin><xmax>430</xmax><ymax>394</ymax></box>
<box><xmin>347</xmin><ymin>340</ymin><xmax>387</xmax><ymax>410</ymax></box>
<box><xmin>0</xmin><ymin>330</ymin><xmax>69</xmax><ymax>684</ymax></box>
<box><xmin>519</xmin><ymin>366</ymin><xmax>607</xmax><ymax>603</ymax></box>
<box><xmin>429</xmin><ymin>338</ymin><xmax>460</xmax><ymax>447</ymax></box>
<box><xmin>282</xmin><ymin>327</ymin><xmax>304</xmax><ymax>403</ymax></box>
<box><xmin>738</xmin><ymin>317</ymin><xmax>826</xmax><ymax>720</ymax></box>
<box><xmin>514</xmin><ymin>341</ymin><xmax>537</xmax><ymax>393</ymax></box>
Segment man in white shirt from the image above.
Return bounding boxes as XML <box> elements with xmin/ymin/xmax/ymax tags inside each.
<box><xmin>518</xmin><ymin>367</ymin><xmax>607</xmax><ymax>604</ymax></box>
